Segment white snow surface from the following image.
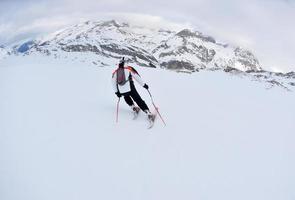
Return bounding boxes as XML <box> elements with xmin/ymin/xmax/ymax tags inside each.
<box><xmin>1</xmin><ymin>55</ymin><xmax>295</xmax><ymax>200</ymax></box>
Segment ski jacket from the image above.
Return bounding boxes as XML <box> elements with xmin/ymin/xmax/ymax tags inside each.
<box><xmin>112</xmin><ymin>66</ymin><xmax>145</xmax><ymax>94</ymax></box>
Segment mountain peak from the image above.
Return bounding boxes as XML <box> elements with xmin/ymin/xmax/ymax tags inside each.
<box><xmin>99</xmin><ymin>20</ymin><xmax>122</xmax><ymax>28</ymax></box>
<box><xmin>176</xmin><ymin>29</ymin><xmax>197</xmax><ymax>38</ymax></box>
<box><xmin>176</xmin><ymin>29</ymin><xmax>216</xmax><ymax>43</ymax></box>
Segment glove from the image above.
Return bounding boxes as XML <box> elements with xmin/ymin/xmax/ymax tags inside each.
<box><xmin>115</xmin><ymin>92</ymin><xmax>122</xmax><ymax>98</ymax></box>
<box><xmin>143</xmin><ymin>84</ymin><xmax>149</xmax><ymax>90</ymax></box>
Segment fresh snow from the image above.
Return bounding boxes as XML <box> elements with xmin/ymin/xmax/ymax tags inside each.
<box><xmin>1</xmin><ymin>55</ymin><xmax>295</xmax><ymax>200</ymax></box>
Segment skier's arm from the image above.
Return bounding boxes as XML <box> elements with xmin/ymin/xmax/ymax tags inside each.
<box><xmin>129</xmin><ymin>68</ymin><xmax>145</xmax><ymax>87</ymax></box>
<box><xmin>111</xmin><ymin>72</ymin><xmax>119</xmax><ymax>93</ymax></box>
<box><xmin>132</xmin><ymin>72</ymin><xmax>145</xmax><ymax>87</ymax></box>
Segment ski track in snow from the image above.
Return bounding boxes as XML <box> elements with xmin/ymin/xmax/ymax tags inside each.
<box><xmin>1</xmin><ymin>56</ymin><xmax>295</xmax><ymax>200</ymax></box>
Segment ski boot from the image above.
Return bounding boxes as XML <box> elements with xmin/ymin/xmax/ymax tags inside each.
<box><xmin>132</xmin><ymin>106</ymin><xmax>140</xmax><ymax>119</ymax></box>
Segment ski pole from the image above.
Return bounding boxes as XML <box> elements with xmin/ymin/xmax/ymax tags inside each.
<box><xmin>147</xmin><ymin>90</ymin><xmax>166</xmax><ymax>126</ymax></box>
<box><xmin>116</xmin><ymin>97</ymin><xmax>121</xmax><ymax>123</ymax></box>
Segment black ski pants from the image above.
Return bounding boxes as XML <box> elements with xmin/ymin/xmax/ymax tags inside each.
<box><xmin>122</xmin><ymin>81</ymin><xmax>149</xmax><ymax>112</ymax></box>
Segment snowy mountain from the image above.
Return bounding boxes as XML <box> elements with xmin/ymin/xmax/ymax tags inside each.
<box><xmin>3</xmin><ymin>20</ymin><xmax>295</xmax><ymax>90</ymax></box>
<box><xmin>1</xmin><ymin>55</ymin><xmax>295</xmax><ymax>200</ymax></box>
<box><xmin>12</xmin><ymin>20</ymin><xmax>260</xmax><ymax>71</ymax></box>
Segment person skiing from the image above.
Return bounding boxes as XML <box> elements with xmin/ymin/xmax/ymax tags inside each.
<box><xmin>112</xmin><ymin>57</ymin><xmax>155</xmax><ymax>122</ymax></box>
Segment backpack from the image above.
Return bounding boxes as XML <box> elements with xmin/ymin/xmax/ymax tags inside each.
<box><xmin>116</xmin><ymin>67</ymin><xmax>128</xmax><ymax>85</ymax></box>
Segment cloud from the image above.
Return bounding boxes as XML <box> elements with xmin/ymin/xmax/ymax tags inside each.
<box><xmin>0</xmin><ymin>0</ymin><xmax>295</xmax><ymax>72</ymax></box>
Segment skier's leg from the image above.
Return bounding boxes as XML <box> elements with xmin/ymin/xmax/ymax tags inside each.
<box><xmin>123</xmin><ymin>93</ymin><xmax>134</xmax><ymax>107</ymax></box>
<box><xmin>129</xmin><ymin>84</ymin><xmax>150</xmax><ymax>113</ymax></box>
<box><xmin>123</xmin><ymin>93</ymin><xmax>140</xmax><ymax>114</ymax></box>
<box><xmin>130</xmin><ymin>87</ymin><xmax>155</xmax><ymax>124</ymax></box>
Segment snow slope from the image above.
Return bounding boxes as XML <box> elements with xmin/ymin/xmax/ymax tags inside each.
<box><xmin>1</xmin><ymin>55</ymin><xmax>295</xmax><ymax>200</ymax></box>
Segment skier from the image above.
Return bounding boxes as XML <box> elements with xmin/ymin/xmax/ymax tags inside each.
<box><xmin>112</xmin><ymin>57</ymin><xmax>155</xmax><ymax>122</ymax></box>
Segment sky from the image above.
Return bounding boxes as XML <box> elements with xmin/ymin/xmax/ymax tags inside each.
<box><xmin>0</xmin><ymin>0</ymin><xmax>295</xmax><ymax>72</ymax></box>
